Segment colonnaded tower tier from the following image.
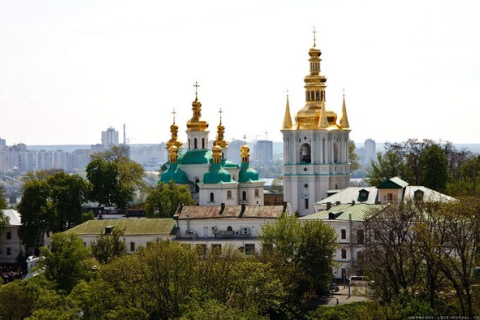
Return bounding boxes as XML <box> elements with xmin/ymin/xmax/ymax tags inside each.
<box><xmin>281</xmin><ymin>37</ymin><xmax>351</xmax><ymax>216</ymax></box>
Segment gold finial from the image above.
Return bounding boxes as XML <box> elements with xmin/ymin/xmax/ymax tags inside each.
<box><xmin>219</xmin><ymin>108</ymin><xmax>223</xmax><ymax>124</ymax></box>
<box><xmin>312</xmin><ymin>26</ymin><xmax>317</xmax><ymax>47</ymax></box>
<box><xmin>339</xmin><ymin>90</ymin><xmax>351</xmax><ymax>130</ymax></box>
<box><xmin>282</xmin><ymin>92</ymin><xmax>293</xmax><ymax>130</ymax></box>
<box><xmin>171</xmin><ymin>108</ymin><xmax>176</xmax><ymax>124</ymax></box>
<box><xmin>193</xmin><ymin>81</ymin><xmax>200</xmax><ymax>100</ymax></box>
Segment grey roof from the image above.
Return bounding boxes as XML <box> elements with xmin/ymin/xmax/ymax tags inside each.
<box><xmin>3</xmin><ymin>209</ymin><xmax>21</xmax><ymax>226</ymax></box>
<box><xmin>301</xmin><ymin>203</ymin><xmax>386</xmax><ymax>221</ymax></box>
<box><xmin>316</xmin><ymin>186</ymin><xmax>455</xmax><ymax>205</ymax></box>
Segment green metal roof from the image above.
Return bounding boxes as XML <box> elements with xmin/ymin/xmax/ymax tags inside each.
<box><xmin>238</xmin><ymin>163</ymin><xmax>260</xmax><ymax>183</ymax></box>
<box><xmin>65</xmin><ymin>218</ymin><xmax>178</xmax><ymax>236</ymax></box>
<box><xmin>222</xmin><ymin>160</ymin><xmax>239</xmax><ymax>168</ymax></box>
<box><xmin>159</xmin><ymin>163</ymin><xmax>190</xmax><ymax>184</ymax></box>
<box><xmin>178</xmin><ymin>150</ymin><xmax>212</xmax><ymax>165</ymax></box>
<box><xmin>203</xmin><ymin>163</ymin><xmax>233</xmax><ymax>184</ymax></box>
<box><xmin>301</xmin><ymin>204</ymin><xmax>387</xmax><ymax>221</ymax></box>
<box><xmin>377</xmin><ymin>177</ymin><xmax>409</xmax><ymax>189</ymax></box>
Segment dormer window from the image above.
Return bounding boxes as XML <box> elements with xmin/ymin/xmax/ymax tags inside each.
<box><xmin>358</xmin><ymin>189</ymin><xmax>369</xmax><ymax>202</ymax></box>
<box><xmin>414</xmin><ymin>189</ymin><xmax>424</xmax><ymax>201</ymax></box>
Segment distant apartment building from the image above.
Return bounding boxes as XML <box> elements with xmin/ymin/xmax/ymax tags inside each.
<box><xmin>101</xmin><ymin>127</ymin><xmax>119</xmax><ymax>149</ymax></box>
<box><xmin>356</xmin><ymin>139</ymin><xmax>377</xmax><ymax>170</ymax></box>
<box><xmin>226</xmin><ymin>139</ymin><xmax>243</xmax><ymax>165</ymax></box>
<box><xmin>253</xmin><ymin>140</ymin><xmax>273</xmax><ymax>165</ymax></box>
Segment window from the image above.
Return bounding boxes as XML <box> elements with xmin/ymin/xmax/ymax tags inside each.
<box><xmin>245</xmin><ymin>243</ymin><xmax>255</xmax><ymax>255</ymax></box>
<box><xmin>227</xmin><ymin>190</ymin><xmax>232</xmax><ymax>198</ymax></box>
<box><xmin>357</xmin><ymin>229</ymin><xmax>365</xmax><ymax>244</ymax></box>
<box><xmin>202</xmin><ymin>138</ymin><xmax>205</xmax><ymax>149</ymax></box>
<box><xmin>357</xmin><ymin>251</ymin><xmax>365</xmax><ymax>264</ymax></box>
<box><xmin>341</xmin><ymin>229</ymin><xmax>347</xmax><ymax>240</ymax></box>
<box><xmin>341</xmin><ymin>249</ymin><xmax>347</xmax><ymax>259</ymax></box>
<box><xmin>305</xmin><ymin>198</ymin><xmax>309</xmax><ymax>209</ymax></box>
<box><xmin>196</xmin><ymin>244</ymin><xmax>207</xmax><ymax>255</ymax></box>
<box><xmin>130</xmin><ymin>242</ymin><xmax>136</xmax><ymax>252</ymax></box>
<box><xmin>211</xmin><ymin>244</ymin><xmax>222</xmax><ymax>254</ymax></box>
<box><xmin>374</xmin><ymin>230</ymin><xmax>381</xmax><ymax>241</ymax></box>
<box><xmin>316</xmin><ymin>90</ymin><xmax>320</xmax><ymax>101</ymax></box>
<box><xmin>194</xmin><ymin>138</ymin><xmax>198</xmax><ymax>149</ymax></box>
<box><xmin>414</xmin><ymin>189</ymin><xmax>424</xmax><ymax>201</ymax></box>
<box><xmin>6</xmin><ymin>232</ymin><xmax>11</xmax><ymax>240</ymax></box>
<box><xmin>300</xmin><ymin>143</ymin><xmax>311</xmax><ymax>163</ymax></box>
<box><xmin>210</xmin><ymin>192</ymin><xmax>215</xmax><ymax>202</ymax></box>
<box><xmin>255</xmin><ymin>189</ymin><xmax>259</xmax><ymax>197</ymax></box>
<box><xmin>6</xmin><ymin>248</ymin><xmax>11</xmax><ymax>256</ymax></box>
<box><xmin>245</xmin><ymin>244</ymin><xmax>255</xmax><ymax>255</ymax></box>
<box><xmin>203</xmin><ymin>226</ymin><xmax>208</xmax><ymax>238</ymax></box>
<box><xmin>387</xmin><ymin>193</ymin><xmax>393</xmax><ymax>201</ymax></box>
<box><xmin>242</xmin><ymin>191</ymin><xmax>247</xmax><ymax>201</ymax></box>
<box><xmin>194</xmin><ymin>178</ymin><xmax>200</xmax><ymax>193</ymax></box>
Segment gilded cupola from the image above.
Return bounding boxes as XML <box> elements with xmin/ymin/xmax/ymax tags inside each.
<box><xmin>166</xmin><ymin>109</ymin><xmax>183</xmax><ymax>149</ymax></box>
<box><xmin>186</xmin><ymin>82</ymin><xmax>209</xmax><ymax>132</ymax></box>
<box><xmin>213</xmin><ymin>108</ymin><xmax>228</xmax><ymax>148</ymax></box>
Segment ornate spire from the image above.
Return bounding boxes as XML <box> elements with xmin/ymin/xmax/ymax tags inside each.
<box><xmin>318</xmin><ymin>105</ymin><xmax>329</xmax><ymax>129</ymax></box>
<box><xmin>339</xmin><ymin>90</ymin><xmax>351</xmax><ymax>130</ymax></box>
<box><xmin>240</xmin><ymin>135</ymin><xmax>250</xmax><ymax>163</ymax></box>
<box><xmin>186</xmin><ymin>82</ymin><xmax>209</xmax><ymax>131</ymax></box>
<box><xmin>167</xmin><ymin>108</ymin><xmax>183</xmax><ymax>148</ymax></box>
<box><xmin>214</xmin><ymin>108</ymin><xmax>228</xmax><ymax>148</ymax></box>
<box><xmin>282</xmin><ymin>94</ymin><xmax>293</xmax><ymax>130</ymax></box>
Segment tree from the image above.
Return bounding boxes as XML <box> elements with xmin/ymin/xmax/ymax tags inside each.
<box><xmin>91</xmin><ymin>227</ymin><xmax>127</xmax><ymax>264</ymax></box>
<box><xmin>47</xmin><ymin>171</ymin><xmax>91</xmax><ymax>232</ymax></box>
<box><xmin>18</xmin><ymin>179</ymin><xmax>51</xmax><ymax>252</ymax></box>
<box><xmin>349</xmin><ymin>140</ymin><xmax>360</xmax><ymax>172</ymax></box>
<box><xmin>145</xmin><ymin>181</ymin><xmax>195</xmax><ymax>218</ymax></box>
<box><xmin>260</xmin><ymin>216</ymin><xmax>338</xmax><ymax>299</ymax></box>
<box><xmin>419</xmin><ymin>144</ymin><xmax>448</xmax><ymax>192</ymax></box>
<box><xmin>366</xmin><ymin>151</ymin><xmax>406</xmax><ymax>186</ymax></box>
<box><xmin>270</xmin><ymin>176</ymin><xmax>284</xmax><ymax>194</ymax></box>
<box><xmin>40</xmin><ymin>232</ymin><xmax>94</xmax><ymax>293</ymax></box>
<box><xmin>87</xmin><ymin>146</ymin><xmax>145</xmax><ymax>208</ymax></box>
<box><xmin>18</xmin><ymin>171</ymin><xmax>92</xmax><ymax>253</ymax></box>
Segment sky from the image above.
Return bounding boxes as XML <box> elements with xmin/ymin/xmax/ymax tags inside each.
<box><xmin>0</xmin><ymin>0</ymin><xmax>479</xmax><ymax>146</ymax></box>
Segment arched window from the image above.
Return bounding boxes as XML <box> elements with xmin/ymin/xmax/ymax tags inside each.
<box><xmin>202</xmin><ymin>138</ymin><xmax>205</xmax><ymax>149</ymax></box>
<box><xmin>300</xmin><ymin>143</ymin><xmax>311</xmax><ymax>163</ymax></box>
<box><xmin>227</xmin><ymin>226</ymin><xmax>233</xmax><ymax>231</ymax></box>
<box><xmin>242</xmin><ymin>191</ymin><xmax>247</xmax><ymax>201</ymax></box>
<box><xmin>333</xmin><ymin>143</ymin><xmax>339</xmax><ymax>163</ymax></box>
<box><xmin>194</xmin><ymin>138</ymin><xmax>198</xmax><ymax>149</ymax></box>
<box><xmin>316</xmin><ymin>91</ymin><xmax>320</xmax><ymax>101</ymax></box>
<box><xmin>194</xmin><ymin>178</ymin><xmax>200</xmax><ymax>193</ymax></box>
<box><xmin>209</xmin><ymin>192</ymin><xmax>214</xmax><ymax>202</ymax></box>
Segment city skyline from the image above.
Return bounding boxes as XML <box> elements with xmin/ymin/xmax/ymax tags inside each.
<box><xmin>1</xmin><ymin>1</ymin><xmax>479</xmax><ymax>146</ymax></box>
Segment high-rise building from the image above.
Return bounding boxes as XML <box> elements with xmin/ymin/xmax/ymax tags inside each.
<box><xmin>101</xmin><ymin>127</ymin><xmax>119</xmax><ymax>149</ymax></box>
<box><xmin>253</xmin><ymin>140</ymin><xmax>273</xmax><ymax>165</ymax></box>
<box><xmin>363</xmin><ymin>139</ymin><xmax>376</xmax><ymax>168</ymax></box>
<box><xmin>281</xmin><ymin>37</ymin><xmax>351</xmax><ymax>216</ymax></box>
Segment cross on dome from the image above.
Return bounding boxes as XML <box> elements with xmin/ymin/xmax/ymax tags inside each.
<box><xmin>193</xmin><ymin>81</ymin><xmax>200</xmax><ymax>100</ymax></box>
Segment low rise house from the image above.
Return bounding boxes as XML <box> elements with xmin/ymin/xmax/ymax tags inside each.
<box><xmin>1</xmin><ymin>209</ymin><xmax>23</xmax><ymax>265</ymax></box>
<box><xmin>174</xmin><ymin>202</ymin><xmax>293</xmax><ymax>254</ymax></box>
<box><xmin>65</xmin><ymin>218</ymin><xmax>178</xmax><ymax>253</ymax></box>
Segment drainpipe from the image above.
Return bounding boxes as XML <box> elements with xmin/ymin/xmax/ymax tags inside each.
<box><xmin>348</xmin><ymin>213</ymin><xmax>353</xmax><ymax>298</ymax></box>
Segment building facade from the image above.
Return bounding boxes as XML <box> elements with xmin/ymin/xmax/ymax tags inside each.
<box><xmin>281</xmin><ymin>39</ymin><xmax>351</xmax><ymax>216</ymax></box>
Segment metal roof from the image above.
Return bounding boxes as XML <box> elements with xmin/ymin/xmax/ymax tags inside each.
<box><xmin>65</xmin><ymin>218</ymin><xmax>177</xmax><ymax>236</ymax></box>
<box><xmin>301</xmin><ymin>203</ymin><xmax>386</xmax><ymax>221</ymax></box>
<box><xmin>176</xmin><ymin>204</ymin><xmax>291</xmax><ymax>220</ymax></box>
<box><xmin>3</xmin><ymin>209</ymin><xmax>21</xmax><ymax>226</ymax></box>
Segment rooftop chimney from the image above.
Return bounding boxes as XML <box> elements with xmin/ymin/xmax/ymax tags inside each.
<box><xmin>220</xmin><ymin>203</ymin><xmax>225</xmax><ymax>215</ymax></box>
<box><xmin>240</xmin><ymin>203</ymin><xmax>246</xmax><ymax>217</ymax></box>
<box><xmin>282</xmin><ymin>201</ymin><xmax>287</xmax><ymax>213</ymax></box>
<box><xmin>326</xmin><ymin>202</ymin><xmax>332</xmax><ymax>210</ymax></box>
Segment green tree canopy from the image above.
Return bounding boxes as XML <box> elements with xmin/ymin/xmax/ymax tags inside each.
<box><xmin>86</xmin><ymin>146</ymin><xmax>145</xmax><ymax>209</ymax></box>
<box><xmin>145</xmin><ymin>181</ymin><xmax>195</xmax><ymax>218</ymax></box>
<box><xmin>349</xmin><ymin>139</ymin><xmax>360</xmax><ymax>172</ymax></box>
<box><xmin>90</xmin><ymin>227</ymin><xmax>126</xmax><ymax>264</ymax></box>
<box><xmin>40</xmin><ymin>232</ymin><xmax>94</xmax><ymax>293</ymax></box>
<box><xmin>419</xmin><ymin>144</ymin><xmax>448</xmax><ymax>192</ymax></box>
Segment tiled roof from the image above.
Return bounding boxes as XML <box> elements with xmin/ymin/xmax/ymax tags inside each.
<box><xmin>176</xmin><ymin>204</ymin><xmax>291</xmax><ymax>219</ymax></box>
<box><xmin>301</xmin><ymin>203</ymin><xmax>386</xmax><ymax>221</ymax></box>
<box><xmin>65</xmin><ymin>218</ymin><xmax>177</xmax><ymax>236</ymax></box>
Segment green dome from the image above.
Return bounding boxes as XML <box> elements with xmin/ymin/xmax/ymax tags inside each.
<box><xmin>203</xmin><ymin>163</ymin><xmax>233</xmax><ymax>184</ymax></box>
<box><xmin>238</xmin><ymin>163</ymin><xmax>260</xmax><ymax>183</ymax></box>
<box><xmin>160</xmin><ymin>163</ymin><xmax>168</xmax><ymax>172</ymax></box>
<box><xmin>222</xmin><ymin>159</ymin><xmax>239</xmax><ymax>168</ymax></box>
<box><xmin>178</xmin><ymin>150</ymin><xmax>212</xmax><ymax>165</ymax></box>
<box><xmin>159</xmin><ymin>163</ymin><xmax>189</xmax><ymax>184</ymax></box>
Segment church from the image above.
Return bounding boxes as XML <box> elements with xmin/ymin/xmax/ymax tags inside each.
<box><xmin>281</xmin><ymin>35</ymin><xmax>351</xmax><ymax>216</ymax></box>
<box><xmin>159</xmin><ymin>85</ymin><xmax>265</xmax><ymax>206</ymax></box>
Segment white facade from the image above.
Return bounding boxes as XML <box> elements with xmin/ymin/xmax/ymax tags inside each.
<box><xmin>101</xmin><ymin>127</ymin><xmax>119</xmax><ymax>148</ymax></box>
<box><xmin>0</xmin><ymin>210</ymin><xmax>24</xmax><ymax>264</ymax></box>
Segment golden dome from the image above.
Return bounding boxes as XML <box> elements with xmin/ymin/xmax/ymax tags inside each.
<box><xmin>166</xmin><ymin>110</ymin><xmax>183</xmax><ymax>148</ymax></box>
<box><xmin>168</xmin><ymin>145</ymin><xmax>179</xmax><ymax>164</ymax></box>
<box><xmin>214</xmin><ymin>109</ymin><xmax>228</xmax><ymax>148</ymax></box>
<box><xmin>186</xmin><ymin>98</ymin><xmax>209</xmax><ymax>132</ymax></box>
